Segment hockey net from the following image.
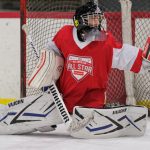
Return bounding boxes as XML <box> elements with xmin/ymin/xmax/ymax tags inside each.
<box><xmin>20</xmin><ymin>0</ymin><xmax>150</xmax><ymax>111</ymax></box>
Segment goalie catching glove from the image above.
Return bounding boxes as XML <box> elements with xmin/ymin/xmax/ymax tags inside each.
<box><xmin>28</xmin><ymin>49</ymin><xmax>64</xmax><ymax>89</ymax></box>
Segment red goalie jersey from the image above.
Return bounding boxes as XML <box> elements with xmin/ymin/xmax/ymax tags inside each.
<box><xmin>49</xmin><ymin>25</ymin><xmax>143</xmax><ymax>113</ymax></box>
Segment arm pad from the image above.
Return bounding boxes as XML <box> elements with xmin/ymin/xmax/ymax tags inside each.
<box><xmin>28</xmin><ymin>49</ymin><xmax>64</xmax><ymax>89</ymax></box>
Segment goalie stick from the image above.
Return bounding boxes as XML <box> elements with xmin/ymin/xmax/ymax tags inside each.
<box><xmin>22</xmin><ymin>24</ymin><xmax>72</xmax><ymax>127</ymax></box>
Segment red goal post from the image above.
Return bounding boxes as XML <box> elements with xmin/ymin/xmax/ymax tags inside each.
<box><xmin>20</xmin><ymin>0</ymin><xmax>150</xmax><ymax>111</ymax></box>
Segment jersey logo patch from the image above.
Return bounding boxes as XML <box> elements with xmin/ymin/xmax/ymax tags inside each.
<box><xmin>67</xmin><ymin>55</ymin><xmax>93</xmax><ymax>81</ymax></box>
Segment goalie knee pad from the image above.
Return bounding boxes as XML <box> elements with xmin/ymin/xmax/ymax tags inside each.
<box><xmin>28</xmin><ymin>49</ymin><xmax>64</xmax><ymax>89</ymax></box>
<box><xmin>70</xmin><ymin>106</ymin><xmax>148</xmax><ymax>139</ymax></box>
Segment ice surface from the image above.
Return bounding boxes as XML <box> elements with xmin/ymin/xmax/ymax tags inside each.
<box><xmin>0</xmin><ymin>118</ymin><xmax>150</xmax><ymax>150</ymax></box>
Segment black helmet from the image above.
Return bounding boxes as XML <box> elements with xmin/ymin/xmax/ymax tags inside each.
<box><xmin>73</xmin><ymin>1</ymin><xmax>104</xmax><ymax>33</ymax></box>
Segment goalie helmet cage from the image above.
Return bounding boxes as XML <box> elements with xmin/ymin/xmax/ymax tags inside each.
<box><xmin>20</xmin><ymin>0</ymin><xmax>150</xmax><ymax>109</ymax></box>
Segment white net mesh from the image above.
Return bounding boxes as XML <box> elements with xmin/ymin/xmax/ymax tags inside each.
<box><xmin>21</xmin><ymin>0</ymin><xmax>150</xmax><ymax>112</ymax></box>
<box><xmin>133</xmin><ymin>11</ymin><xmax>150</xmax><ymax>109</ymax></box>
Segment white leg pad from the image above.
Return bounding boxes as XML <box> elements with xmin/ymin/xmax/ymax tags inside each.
<box><xmin>70</xmin><ymin>106</ymin><xmax>148</xmax><ymax>138</ymax></box>
<box><xmin>0</xmin><ymin>93</ymin><xmax>63</xmax><ymax>134</ymax></box>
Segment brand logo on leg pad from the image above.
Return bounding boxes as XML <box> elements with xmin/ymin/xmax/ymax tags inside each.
<box><xmin>8</xmin><ymin>99</ymin><xmax>24</xmax><ymax>107</ymax></box>
<box><xmin>113</xmin><ymin>108</ymin><xmax>127</xmax><ymax>114</ymax></box>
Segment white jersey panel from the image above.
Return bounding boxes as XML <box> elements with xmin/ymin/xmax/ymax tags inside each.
<box><xmin>112</xmin><ymin>44</ymin><xmax>139</xmax><ymax>70</ymax></box>
<box><xmin>45</xmin><ymin>38</ymin><xmax>62</xmax><ymax>55</ymax></box>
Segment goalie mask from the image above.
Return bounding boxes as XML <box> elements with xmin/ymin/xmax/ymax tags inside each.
<box><xmin>73</xmin><ymin>1</ymin><xmax>105</xmax><ymax>41</ymax></box>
